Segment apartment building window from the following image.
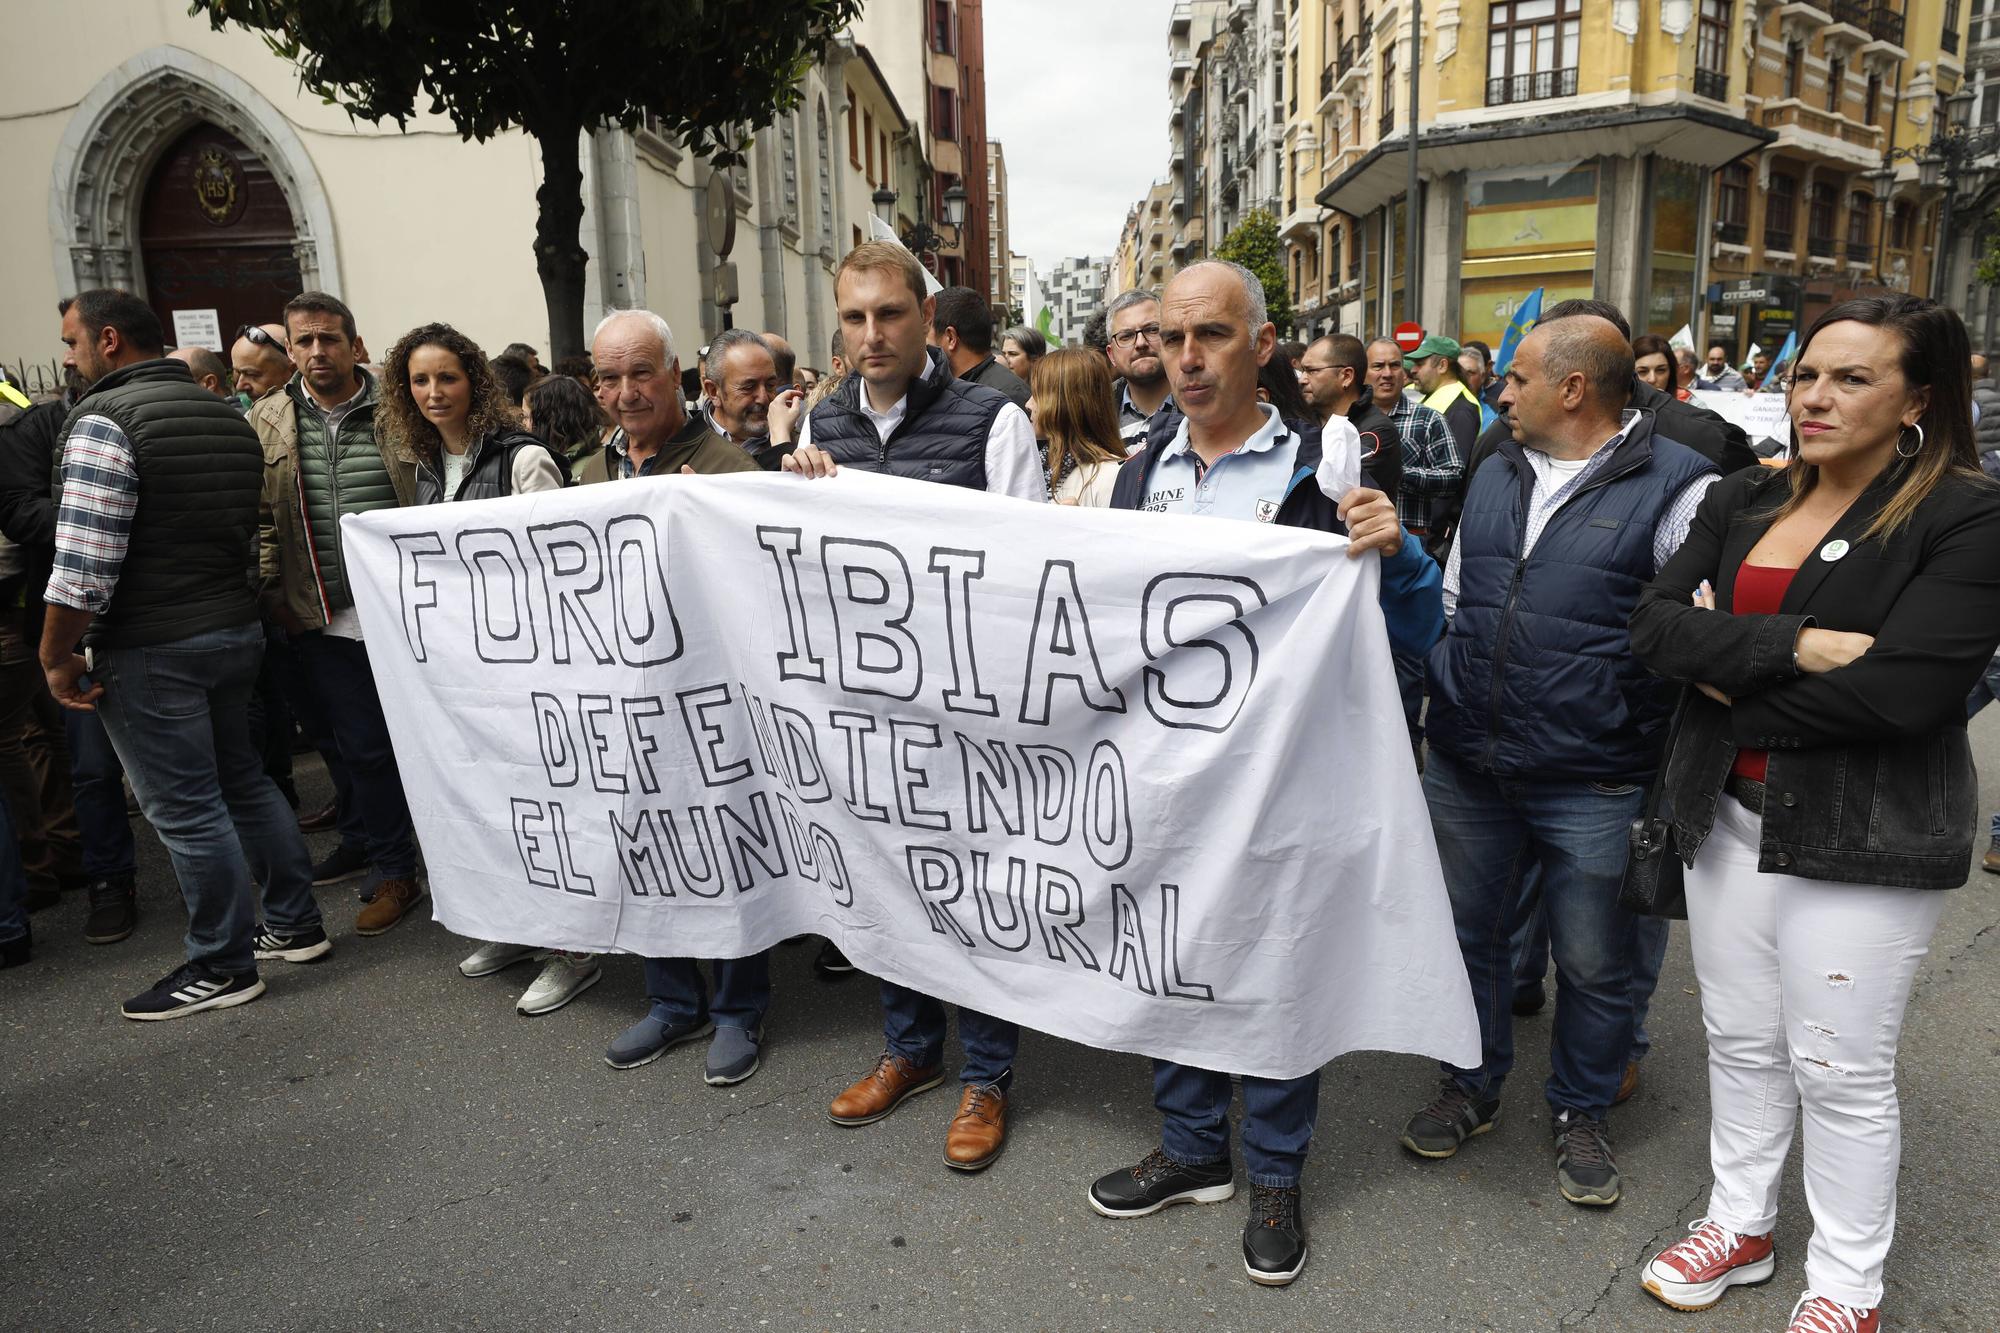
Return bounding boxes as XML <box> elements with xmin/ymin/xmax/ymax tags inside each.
<box><xmin>1891</xmin><ymin>198</ymin><xmax>1913</xmax><ymax>247</ymax></box>
<box><xmin>880</xmin><ymin>131</ymin><xmax>891</xmax><ymax>181</ymax></box>
<box><xmin>847</xmin><ymin>91</ymin><xmax>860</xmax><ymax>166</ymax></box>
<box><xmin>1487</xmin><ymin>0</ymin><xmax>1583</xmax><ymax>106</ymax></box>
<box><xmin>1766</xmin><ymin>171</ymin><xmax>1798</xmax><ymax>251</ymax></box>
<box><xmin>864</xmin><ymin>111</ymin><xmax>876</xmax><ymax>182</ymax></box>
<box><xmin>931</xmin><ymin>0</ymin><xmax>955</xmax><ymax>55</ymax></box>
<box><xmin>1381</xmin><ymin>40</ymin><xmax>1396</xmax><ymax>135</ymax></box>
<box><xmin>1808</xmin><ymin>181</ymin><xmax>1839</xmax><ymax>256</ymax></box>
<box><xmin>1827</xmin><ymin>58</ymin><xmax>1846</xmax><ymax>114</ymax></box>
<box><xmin>1866</xmin><ymin>73</ymin><xmax>1882</xmax><ymax>124</ymax></box>
<box><xmin>1717</xmin><ymin>163</ymin><xmax>1750</xmax><ymax>242</ymax></box>
<box><xmin>1944</xmin><ymin>0</ymin><xmax>1962</xmax><ymax>54</ymax></box>
<box><xmin>1784</xmin><ymin>42</ymin><xmax>1803</xmax><ymax>99</ymax></box>
<box><xmin>933</xmin><ymin>86</ymin><xmax>958</xmax><ymax>141</ymax></box>
<box><xmin>1695</xmin><ymin>0</ymin><xmax>1731</xmax><ymax>100</ymax></box>
<box><xmin>1846</xmin><ymin>192</ymin><xmax>1873</xmax><ymax>260</ymax></box>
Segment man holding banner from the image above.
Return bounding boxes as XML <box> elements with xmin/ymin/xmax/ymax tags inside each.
<box><xmin>1086</xmin><ymin>260</ymin><xmax>1444</xmax><ymax>1287</ymax></box>
<box><xmin>790</xmin><ymin>241</ymin><xmax>1045</xmax><ymax>1172</ymax></box>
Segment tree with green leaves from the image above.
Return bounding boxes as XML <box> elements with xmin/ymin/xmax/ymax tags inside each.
<box><xmin>189</xmin><ymin>0</ymin><xmax>862</xmax><ymax>360</ymax></box>
<box><xmin>1213</xmin><ymin>208</ymin><xmax>1293</xmax><ymax>335</ymax></box>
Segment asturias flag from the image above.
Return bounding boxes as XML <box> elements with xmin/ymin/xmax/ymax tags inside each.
<box><xmin>1493</xmin><ymin>288</ymin><xmax>1544</xmax><ymax>378</ymax></box>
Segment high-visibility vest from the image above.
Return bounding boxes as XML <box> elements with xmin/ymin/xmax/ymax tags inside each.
<box><xmin>0</xmin><ymin>381</ymin><xmax>29</xmax><ymax>410</ymax></box>
<box><xmin>1421</xmin><ymin>379</ymin><xmax>1478</xmax><ymax>420</ymax></box>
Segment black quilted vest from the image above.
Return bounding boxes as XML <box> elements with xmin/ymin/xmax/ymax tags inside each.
<box><xmin>57</xmin><ymin>359</ymin><xmax>261</xmax><ymax>649</ymax></box>
<box><xmin>804</xmin><ymin>347</ymin><xmax>1005</xmax><ymax>489</ymax></box>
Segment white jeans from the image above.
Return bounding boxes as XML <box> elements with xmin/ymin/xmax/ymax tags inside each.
<box><xmin>1684</xmin><ymin>794</ymin><xmax>1946</xmax><ymax>1309</ymax></box>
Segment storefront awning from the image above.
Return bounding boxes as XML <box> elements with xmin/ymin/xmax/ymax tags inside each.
<box><xmin>1316</xmin><ymin>103</ymin><xmax>1774</xmax><ymax>218</ymax></box>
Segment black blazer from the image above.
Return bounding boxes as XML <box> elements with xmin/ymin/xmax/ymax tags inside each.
<box><xmin>1629</xmin><ymin>464</ymin><xmax>2000</xmax><ymax>889</ymax></box>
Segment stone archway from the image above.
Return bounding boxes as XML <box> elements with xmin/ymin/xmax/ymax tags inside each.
<box><xmin>48</xmin><ymin>46</ymin><xmax>342</xmax><ymax>303</ymax></box>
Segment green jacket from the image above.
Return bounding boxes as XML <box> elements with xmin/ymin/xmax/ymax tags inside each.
<box><xmin>250</xmin><ymin>372</ymin><xmax>417</xmax><ymax>630</ymax></box>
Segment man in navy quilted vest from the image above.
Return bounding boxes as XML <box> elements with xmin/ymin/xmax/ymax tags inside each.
<box><xmin>1398</xmin><ymin>312</ymin><xmax>1719</xmax><ymax>1209</ymax></box>
<box><xmin>786</xmin><ymin>239</ymin><xmax>1043</xmax><ymax>1176</ymax></box>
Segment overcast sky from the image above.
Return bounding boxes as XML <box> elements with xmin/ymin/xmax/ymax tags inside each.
<box><xmin>983</xmin><ymin>0</ymin><xmax>1177</xmax><ymax>274</ymax></box>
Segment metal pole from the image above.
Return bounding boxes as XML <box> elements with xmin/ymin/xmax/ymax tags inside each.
<box><xmin>1405</xmin><ymin>0</ymin><xmax>1421</xmax><ymax>326</ymax></box>
<box><xmin>1933</xmin><ymin>177</ymin><xmax>1955</xmax><ymax>304</ymax></box>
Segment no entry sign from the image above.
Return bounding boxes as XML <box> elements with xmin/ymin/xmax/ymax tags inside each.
<box><xmin>1394</xmin><ymin>322</ymin><xmax>1425</xmax><ymax>353</ymax></box>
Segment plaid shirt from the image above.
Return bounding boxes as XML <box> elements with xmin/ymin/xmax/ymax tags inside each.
<box><xmin>45</xmin><ymin>413</ymin><xmax>139</xmax><ymax>614</ymax></box>
<box><xmin>1383</xmin><ymin>393</ymin><xmax>1462</xmax><ymax>532</ymax></box>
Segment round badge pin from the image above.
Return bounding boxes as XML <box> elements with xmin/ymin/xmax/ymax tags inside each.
<box><xmin>1819</xmin><ymin>538</ymin><xmax>1850</xmax><ymax>562</ymax></box>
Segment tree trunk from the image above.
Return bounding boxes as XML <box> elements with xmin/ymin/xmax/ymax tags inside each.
<box><xmin>534</xmin><ymin>124</ymin><xmax>590</xmax><ymax>363</ymax></box>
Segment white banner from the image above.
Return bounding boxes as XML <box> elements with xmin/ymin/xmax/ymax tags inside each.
<box><xmin>342</xmin><ymin>472</ymin><xmax>1479</xmax><ymax>1080</ymax></box>
<box><xmin>1690</xmin><ymin>388</ymin><xmax>1792</xmax><ymax>452</ymax></box>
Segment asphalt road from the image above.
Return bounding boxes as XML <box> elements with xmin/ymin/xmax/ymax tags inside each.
<box><xmin>3</xmin><ymin>719</ymin><xmax>1996</xmax><ymax>1333</ymax></box>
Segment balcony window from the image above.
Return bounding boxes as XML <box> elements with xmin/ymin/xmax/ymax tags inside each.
<box><xmin>1808</xmin><ymin>181</ymin><xmax>1838</xmax><ymax>256</ymax></box>
<box><xmin>1766</xmin><ymin>172</ymin><xmax>1797</xmax><ymax>251</ymax></box>
<box><xmin>1847</xmin><ymin>192</ymin><xmax>1873</xmax><ymax>261</ymax></box>
<box><xmin>1891</xmin><ymin>199</ymin><xmax>1913</xmax><ymax>248</ymax></box>
<box><xmin>933</xmin><ymin>86</ymin><xmax>958</xmax><ymax>141</ymax></box>
<box><xmin>930</xmin><ymin>0</ymin><xmax>955</xmax><ymax>55</ymax></box>
<box><xmin>1866</xmin><ymin>73</ymin><xmax>1882</xmax><ymax>124</ymax></box>
<box><xmin>1487</xmin><ymin>0</ymin><xmax>1582</xmax><ymax>107</ymax></box>
<box><xmin>1784</xmin><ymin>42</ymin><xmax>1803</xmax><ymax>100</ymax></box>
<box><xmin>1944</xmin><ymin>0</ymin><xmax>1961</xmax><ymax>53</ymax></box>
<box><xmin>1696</xmin><ymin>0</ymin><xmax>1731</xmax><ymax>101</ymax></box>
<box><xmin>1718</xmin><ymin>163</ymin><xmax>1750</xmax><ymax>242</ymax></box>
<box><xmin>1826</xmin><ymin>58</ymin><xmax>1845</xmax><ymax>115</ymax></box>
<box><xmin>1381</xmin><ymin>40</ymin><xmax>1396</xmax><ymax>131</ymax></box>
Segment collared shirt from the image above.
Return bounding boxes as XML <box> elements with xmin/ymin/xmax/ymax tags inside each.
<box><xmin>797</xmin><ymin>385</ymin><xmax>1047</xmax><ymax>501</ymax></box>
<box><xmin>46</xmin><ymin>414</ymin><xmax>139</xmax><ymax>614</ymax></box>
<box><xmin>1382</xmin><ymin>393</ymin><xmax>1461</xmax><ymax>531</ymax></box>
<box><xmin>1139</xmin><ymin>403</ymin><xmax>1360</xmax><ymax>521</ymax></box>
<box><xmin>702</xmin><ymin>404</ymin><xmax>769</xmax><ymax>459</ymax></box>
<box><xmin>1442</xmin><ymin>409</ymin><xmax>1719</xmax><ymax>617</ymax></box>
<box><xmin>1118</xmin><ymin>383</ymin><xmax>1173</xmax><ymax>450</ymax></box>
<box><xmin>301</xmin><ymin>374</ymin><xmax>368</xmax><ymax>431</ymax></box>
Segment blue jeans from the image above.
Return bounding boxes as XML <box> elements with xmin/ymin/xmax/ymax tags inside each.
<box><xmin>94</xmin><ymin>622</ymin><xmax>321</xmax><ymax>975</ymax></box>
<box><xmin>0</xmin><ymin>786</ymin><xmax>27</xmax><ymax>946</ymax></box>
<box><xmin>1967</xmin><ymin>655</ymin><xmax>2000</xmax><ymax>842</ymax></box>
<box><xmin>1511</xmin><ymin>870</ymin><xmax>1670</xmax><ymax>1063</ymax></box>
<box><xmin>1424</xmin><ymin>747</ymin><xmax>1644</xmax><ymax>1120</ymax></box>
<box><xmin>292</xmin><ymin>631</ymin><xmax>415</xmax><ymax>876</ymax></box>
<box><xmin>644</xmin><ymin>953</ymin><xmax>771</xmax><ymax>1030</ymax></box>
<box><xmin>64</xmin><ymin>707</ymin><xmax>136</xmax><ymax>880</ymax></box>
<box><xmin>1154</xmin><ymin>1061</ymin><xmax>1321</xmax><ymax>1188</ymax></box>
<box><xmin>881</xmin><ymin>982</ymin><xmax>1019</xmax><ymax>1088</ymax></box>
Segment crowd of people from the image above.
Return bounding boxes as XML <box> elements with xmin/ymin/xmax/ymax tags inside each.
<box><xmin>2</xmin><ymin>241</ymin><xmax>1996</xmax><ymax>1328</ymax></box>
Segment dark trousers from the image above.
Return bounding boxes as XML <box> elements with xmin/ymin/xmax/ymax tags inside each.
<box><xmin>65</xmin><ymin>705</ymin><xmax>136</xmax><ymax>881</ymax></box>
<box><xmin>0</xmin><ymin>655</ymin><xmax>82</xmax><ymax>894</ymax></box>
<box><xmin>1154</xmin><ymin>1061</ymin><xmax>1321</xmax><ymax>1188</ymax></box>
<box><xmin>881</xmin><ymin>982</ymin><xmax>1019</xmax><ymax>1088</ymax></box>
<box><xmin>292</xmin><ymin>631</ymin><xmax>415</xmax><ymax>876</ymax></box>
<box><xmin>644</xmin><ymin>953</ymin><xmax>771</xmax><ymax>1030</ymax></box>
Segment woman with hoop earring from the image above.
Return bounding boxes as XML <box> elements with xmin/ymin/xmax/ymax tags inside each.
<box><xmin>1626</xmin><ymin>295</ymin><xmax>2000</xmax><ymax>1332</ymax></box>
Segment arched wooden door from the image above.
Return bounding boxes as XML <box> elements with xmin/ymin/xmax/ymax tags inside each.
<box><xmin>139</xmin><ymin>123</ymin><xmax>303</xmax><ymax>351</ymax></box>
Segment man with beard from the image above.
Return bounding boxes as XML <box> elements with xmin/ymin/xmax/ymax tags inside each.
<box><xmin>699</xmin><ymin>329</ymin><xmax>789</xmax><ymax>469</ymax></box>
<box><xmin>1106</xmin><ymin>290</ymin><xmax>1173</xmax><ymax>449</ymax></box>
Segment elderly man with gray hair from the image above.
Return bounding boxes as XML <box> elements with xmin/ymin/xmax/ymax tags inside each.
<box><xmin>699</xmin><ymin>328</ymin><xmax>793</xmax><ymax>469</ymax></box>
<box><xmin>578</xmin><ymin>309</ymin><xmax>755</xmax><ymax>486</ymax></box>
<box><xmin>1401</xmin><ymin>313</ymin><xmax>1719</xmax><ymax>1211</ymax></box>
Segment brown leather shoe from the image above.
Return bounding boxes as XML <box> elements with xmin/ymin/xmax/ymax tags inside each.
<box><xmin>355</xmin><ymin>876</ymin><xmax>427</xmax><ymax>936</ymax></box>
<box><xmin>828</xmin><ymin>1052</ymin><xmax>943</xmax><ymax>1126</ymax></box>
<box><xmin>1614</xmin><ymin>1060</ymin><xmax>1640</xmax><ymax>1105</ymax></box>
<box><xmin>298</xmin><ymin>799</ymin><xmax>340</xmax><ymax>834</ymax></box>
<box><xmin>943</xmin><ymin>1083</ymin><xmax>1007</xmax><ymax>1172</ymax></box>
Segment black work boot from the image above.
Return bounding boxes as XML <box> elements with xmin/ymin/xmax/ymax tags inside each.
<box><xmin>83</xmin><ymin>874</ymin><xmax>137</xmax><ymax>945</ymax></box>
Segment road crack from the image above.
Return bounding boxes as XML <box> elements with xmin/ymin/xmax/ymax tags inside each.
<box><xmin>1561</xmin><ymin>1177</ymin><xmax>1710</xmax><ymax>1327</ymax></box>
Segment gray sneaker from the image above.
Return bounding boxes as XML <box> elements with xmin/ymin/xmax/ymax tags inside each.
<box><xmin>1400</xmin><ymin>1080</ymin><xmax>1502</xmax><ymax>1158</ymax></box>
<box><xmin>604</xmin><ymin>1013</ymin><xmax>714</xmax><ymax>1070</ymax></box>
<box><xmin>705</xmin><ymin>1025</ymin><xmax>763</xmax><ymax>1086</ymax></box>
<box><xmin>1554</xmin><ymin>1111</ymin><xmax>1621</xmax><ymax>1206</ymax></box>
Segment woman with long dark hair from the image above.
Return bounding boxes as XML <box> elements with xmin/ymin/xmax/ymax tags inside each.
<box><xmin>379</xmin><ymin>323</ymin><xmax>596</xmax><ymax>1016</ymax></box>
<box><xmin>1029</xmin><ymin>347</ymin><xmax>1128</xmax><ymax>506</ymax></box>
<box><xmin>1628</xmin><ymin>296</ymin><xmax>2000</xmax><ymax>1331</ymax></box>
<box><xmin>522</xmin><ymin>372</ymin><xmax>606</xmax><ymax>468</ymax></box>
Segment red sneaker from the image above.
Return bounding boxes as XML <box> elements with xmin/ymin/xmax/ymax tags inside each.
<box><xmin>1787</xmin><ymin>1293</ymin><xmax>1880</xmax><ymax>1333</ymax></box>
<box><xmin>1641</xmin><ymin>1217</ymin><xmax>1776</xmax><ymax>1311</ymax></box>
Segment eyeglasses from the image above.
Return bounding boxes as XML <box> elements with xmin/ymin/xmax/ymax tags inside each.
<box><xmin>1110</xmin><ymin>324</ymin><xmax>1162</xmax><ymax>349</ymax></box>
<box><xmin>236</xmin><ymin>325</ymin><xmax>284</xmax><ymax>351</ymax></box>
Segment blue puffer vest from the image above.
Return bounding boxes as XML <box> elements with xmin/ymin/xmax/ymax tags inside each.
<box><xmin>1427</xmin><ymin>414</ymin><xmax>1717</xmax><ymax>782</ymax></box>
<box><xmin>805</xmin><ymin>347</ymin><xmax>1005</xmax><ymax>488</ymax></box>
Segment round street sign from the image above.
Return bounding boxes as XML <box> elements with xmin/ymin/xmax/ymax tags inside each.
<box><xmin>1394</xmin><ymin>321</ymin><xmax>1425</xmax><ymax>353</ymax></box>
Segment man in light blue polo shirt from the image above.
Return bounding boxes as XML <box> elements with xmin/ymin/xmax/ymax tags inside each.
<box><xmin>1096</xmin><ymin>259</ymin><xmax>1444</xmax><ymax>1288</ymax></box>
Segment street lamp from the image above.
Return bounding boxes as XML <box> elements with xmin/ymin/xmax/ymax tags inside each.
<box><xmin>1884</xmin><ymin>85</ymin><xmax>2000</xmax><ymax>302</ymax></box>
<box><xmin>871</xmin><ymin>185</ymin><xmax>897</xmax><ymax>226</ymax></box>
<box><xmin>892</xmin><ymin>179</ymin><xmax>970</xmax><ymax>261</ymax></box>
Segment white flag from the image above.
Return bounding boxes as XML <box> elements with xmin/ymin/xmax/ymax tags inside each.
<box><xmin>866</xmin><ymin>214</ymin><xmax>943</xmax><ymax>296</ymax></box>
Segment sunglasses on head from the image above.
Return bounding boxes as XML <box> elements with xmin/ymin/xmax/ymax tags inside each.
<box><xmin>236</xmin><ymin>324</ymin><xmax>284</xmax><ymax>351</ymax></box>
